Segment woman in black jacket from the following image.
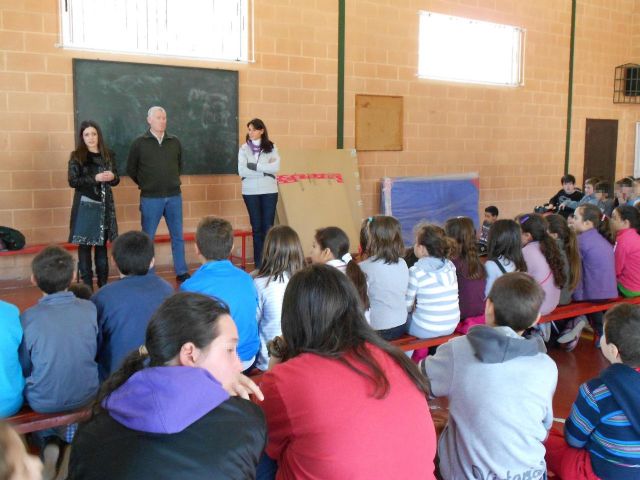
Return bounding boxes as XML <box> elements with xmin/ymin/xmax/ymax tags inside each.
<box><xmin>68</xmin><ymin>120</ymin><xmax>119</xmax><ymax>289</ymax></box>
<box><xmin>68</xmin><ymin>292</ymin><xmax>266</xmax><ymax>480</ymax></box>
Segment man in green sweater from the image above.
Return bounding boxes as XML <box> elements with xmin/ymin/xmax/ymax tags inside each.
<box><xmin>127</xmin><ymin>106</ymin><xmax>190</xmax><ymax>282</ymax></box>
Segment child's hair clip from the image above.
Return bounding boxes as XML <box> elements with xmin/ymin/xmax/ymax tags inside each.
<box><xmin>519</xmin><ymin>215</ymin><xmax>530</xmax><ymax>224</ymax></box>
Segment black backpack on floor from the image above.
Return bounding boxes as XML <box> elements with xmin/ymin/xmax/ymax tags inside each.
<box><xmin>0</xmin><ymin>226</ymin><xmax>26</xmax><ymax>251</ymax></box>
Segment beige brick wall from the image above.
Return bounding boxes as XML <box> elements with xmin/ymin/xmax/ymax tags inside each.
<box><xmin>1</xmin><ymin>0</ymin><xmax>639</xmax><ymax>275</ymax></box>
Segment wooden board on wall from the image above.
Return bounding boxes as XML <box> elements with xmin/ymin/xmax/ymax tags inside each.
<box><xmin>276</xmin><ymin>149</ymin><xmax>364</xmax><ymax>253</ymax></box>
<box><xmin>355</xmin><ymin>94</ymin><xmax>403</xmax><ymax>151</ymax></box>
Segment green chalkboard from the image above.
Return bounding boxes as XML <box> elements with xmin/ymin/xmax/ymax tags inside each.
<box><xmin>72</xmin><ymin>59</ymin><xmax>238</xmax><ymax>175</ymax></box>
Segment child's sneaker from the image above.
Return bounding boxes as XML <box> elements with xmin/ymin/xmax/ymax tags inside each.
<box><xmin>557</xmin><ymin>316</ymin><xmax>587</xmax><ymax>344</ymax></box>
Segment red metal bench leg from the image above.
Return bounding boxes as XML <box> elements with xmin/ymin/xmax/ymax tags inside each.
<box><xmin>242</xmin><ymin>234</ymin><xmax>247</xmax><ymax>270</ymax></box>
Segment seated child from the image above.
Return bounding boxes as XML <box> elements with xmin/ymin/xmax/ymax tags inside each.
<box><xmin>478</xmin><ymin>205</ymin><xmax>498</xmax><ymax>246</ymax></box>
<box><xmin>546</xmin><ymin>214</ymin><xmax>580</xmax><ymax>306</ymax></box>
<box><xmin>570</xmin><ymin>177</ymin><xmax>601</xmax><ymax>210</ymax></box>
<box><xmin>614</xmin><ymin>177</ymin><xmax>633</xmax><ymax>209</ymax></box>
<box><xmin>561</xmin><ymin>204</ymin><xmax>617</xmax><ymax>349</ymax></box>
<box><xmin>422</xmin><ymin>273</ymin><xmax>557</xmax><ymax>479</ymax></box>
<box><xmin>445</xmin><ymin>217</ymin><xmax>486</xmax><ymax>332</ymax></box>
<box><xmin>594</xmin><ymin>180</ymin><xmax>614</xmax><ymax>218</ymax></box>
<box><xmin>484</xmin><ymin>219</ymin><xmax>526</xmax><ymax>297</ymax></box>
<box><xmin>611</xmin><ymin>206</ymin><xmax>640</xmax><ymax>297</ymax></box>
<box><xmin>359</xmin><ymin>216</ymin><xmax>409</xmax><ymax>340</ymax></box>
<box><xmin>69</xmin><ymin>293</ymin><xmax>266</xmax><ymax>480</ymax></box>
<box><xmin>545</xmin><ymin>303</ymin><xmax>640</xmax><ymax>479</ymax></box>
<box><xmin>254</xmin><ymin>225</ymin><xmax>306</xmax><ymax>371</ymax></box>
<box><xmin>92</xmin><ymin>231</ymin><xmax>174</xmax><ymax>381</ymax></box>
<box><xmin>406</xmin><ymin>224</ymin><xmax>459</xmax><ymax>339</ymax></box>
<box><xmin>631</xmin><ymin>177</ymin><xmax>640</xmax><ymax>207</ymax></box>
<box><xmin>310</xmin><ymin>226</ymin><xmax>369</xmax><ymax>314</ymax></box>
<box><xmin>19</xmin><ymin>246</ymin><xmax>99</xmax><ymax>414</ymax></box>
<box><xmin>546</xmin><ymin>174</ymin><xmax>584</xmax><ymax>219</ymax></box>
<box><xmin>0</xmin><ymin>300</ymin><xmax>24</xmax><ymax>418</ymax></box>
<box><xmin>0</xmin><ymin>421</ymin><xmax>42</xmax><ymax>480</ymax></box>
<box><xmin>519</xmin><ymin>214</ymin><xmax>565</xmax><ymax>316</ymax></box>
<box><xmin>181</xmin><ymin>216</ymin><xmax>260</xmax><ymax>371</ymax></box>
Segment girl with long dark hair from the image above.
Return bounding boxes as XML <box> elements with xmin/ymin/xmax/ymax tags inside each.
<box><xmin>254</xmin><ymin>225</ymin><xmax>306</xmax><ymax>371</ymax></box>
<box><xmin>68</xmin><ymin>292</ymin><xmax>266</xmax><ymax>480</ymax></box>
<box><xmin>259</xmin><ymin>265</ymin><xmax>437</xmax><ymax>479</ymax></box>
<box><xmin>68</xmin><ymin>120</ymin><xmax>119</xmax><ymax>289</ymax></box>
<box><xmin>518</xmin><ymin>213</ymin><xmax>566</xmax><ymax>317</ymax></box>
<box><xmin>484</xmin><ymin>219</ymin><xmax>527</xmax><ymax>296</ymax></box>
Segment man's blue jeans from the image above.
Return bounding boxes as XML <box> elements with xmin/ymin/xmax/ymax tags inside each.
<box><xmin>140</xmin><ymin>194</ymin><xmax>188</xmax><ymax>275</ymax></box>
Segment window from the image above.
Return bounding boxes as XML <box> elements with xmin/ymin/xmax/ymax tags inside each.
<box><xmin>418</xmin><ymin>11</ymin><xmax>525</xmax><ymax>86</ymax></box>
<box><xmin>59</xmin><ymin>0</ymin><xmax>252</xmax><ymax>62</ymax></box>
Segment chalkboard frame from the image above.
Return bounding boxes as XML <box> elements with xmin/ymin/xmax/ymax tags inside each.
<box><xmin>72</xmin><ymin>59</ymin><xmax>239</xmax><ymax>176</ymax></box>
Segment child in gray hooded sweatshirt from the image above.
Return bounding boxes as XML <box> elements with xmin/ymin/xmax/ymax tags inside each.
<box><xmin>422</xmin><ymin>272</ymin><xmax>558</xmax><ymax>479</ymax></box>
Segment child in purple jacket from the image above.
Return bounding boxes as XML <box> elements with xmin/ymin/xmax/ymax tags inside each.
<box><xmin>560</xmin><ymin>204</ymin><xmax>618</xmax><ymax>348</ymax></box>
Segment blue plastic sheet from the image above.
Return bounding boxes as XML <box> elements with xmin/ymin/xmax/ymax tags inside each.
<box><xmin>380</xmin><ymin>173</ymin><xmax>480</xmax><ymax>246</ymax></box>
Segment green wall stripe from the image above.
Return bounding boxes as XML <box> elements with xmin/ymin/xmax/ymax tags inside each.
<box><xmin>564</xmin><ymin>0</ymin><xmax>577</xmax><ymax>174</ymax></box>
<box><xmin>337</xmin><ymin>0</ymin><xmax>345</xmax><ymax>149</ymax></box>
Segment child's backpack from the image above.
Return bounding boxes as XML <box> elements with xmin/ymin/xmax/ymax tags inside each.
<box><xmin>0</xmin><ymin>226</ymin><xmax>26</xmax><ymax>251</ymax></box>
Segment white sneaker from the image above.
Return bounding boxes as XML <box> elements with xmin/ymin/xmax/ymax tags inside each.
<box><xmin>557</xmin><ymin>316</ymin><xmax>587</xmax><ymax>344</ymax></box>
<box><xmin>42</xmin><ymin>441</ymin><xmax>60</xmax><ymax>480</ymax></box>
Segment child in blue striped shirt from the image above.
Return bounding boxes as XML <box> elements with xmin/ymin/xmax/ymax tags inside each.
<box><xmin>406</xmin><ymin>224</ymin><xmax>460</xmax><ymax>340</ymax></box>
<box><xmin>545</xmin><ymin>303</ymin><xmax>640</xmax><ymax>479</ymax></box>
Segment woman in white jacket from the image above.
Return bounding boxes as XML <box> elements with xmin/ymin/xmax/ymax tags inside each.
<box><xmin>238</xmin><ymin>118</ymin><xmax>280</xmax><ymax>267</ymax></box>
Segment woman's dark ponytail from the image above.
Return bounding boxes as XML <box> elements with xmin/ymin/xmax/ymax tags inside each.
<box><xmin>92</xmin><ymin>350</ymin><xmax>147</xmax><ymax>415</ymax></box>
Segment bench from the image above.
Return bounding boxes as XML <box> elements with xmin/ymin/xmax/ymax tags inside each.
<box><xmin>0</xmin><ymin>230</ymin><xmax>253</xmax><ymax>270</ymax></box>
<box><xmin>8</xmin><ymin>295</ymin><xmax>640</xmax><ymax>434</ymax></box>
<box><xmin>389</xmin><ymin>296</ymin><xmax>640</xmax><ymax>353</ymax></box>
<box><xmin>7</xmin><ymin>407</ymin><xmax>90</xmax><ymax>435</ymax></box>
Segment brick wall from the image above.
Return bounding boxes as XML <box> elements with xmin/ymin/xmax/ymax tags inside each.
<box><xmin>1</xmin><ymin>0</ymin><xmax>639</xmax><ymax>277</ymax></box>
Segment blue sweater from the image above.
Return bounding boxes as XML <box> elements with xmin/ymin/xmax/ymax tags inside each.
<box><xmin>180</xmin><ymin>260</ymin><xmax>259</xmax><ymax>362</ymax></box>
<box><xmin>565</xmin><ymin>364</ymin><xmax>640</xmax><ymax>479</ymax></box>
<box><xmin>92</xmin><ymin>273</ymin><xmax>174</xmax><ymax>381</ymax></box>
<box><xmin>0</xmin><ymin>300</ymin><xmax>24</xmax><ymax>417</ymax></box>
<box><xmin>19</xmin><ymin>292</ymin><xmax>99</xmax><ymax>413</ymax></box>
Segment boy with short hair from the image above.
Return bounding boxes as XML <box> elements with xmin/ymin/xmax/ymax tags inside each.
<box><xmin>548</xmin><ymin>174</ymin><xmax>584</xmax><ymax>219</ymax></box>
<box><xmin>92</xmin><ymin>231</ymin><xmax>174</xmax><ymax>381</ymax></box>
<box><xmin>19</xmin><ymin>246</ymin><xmax>99</xmax><ymax>413</ymax></box>
<box><xmin>180</xmin><ymin>216</ymin><xmax>259</xmax><ymax>370</ymax></box>
<box><xmin>575</xmin><ymin>177</ymin><xmax>601</xmax><ymax>208</ymax></box>
<box><xmin>422</xmin><ymin>272</ymin><xmax>558</xmax><ymax>479</ymax></box>
<box><xmin>545</xmin><ymin>303</ymin><xmax>640</xmax><ymax>479</ymax></box>
<box><xmin>478</xmin><ymin>205</ymin><xmax>498</xmax><ymax>245</ymax></box>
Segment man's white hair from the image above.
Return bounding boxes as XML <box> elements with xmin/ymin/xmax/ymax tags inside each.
<box><xmin>147</xmin><ymin>106</ymin><xmax>166</xmax><ymax>117</ymax></box>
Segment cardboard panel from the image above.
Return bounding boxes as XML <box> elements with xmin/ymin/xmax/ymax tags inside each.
<box><xmin>276</xmin><ymin>149</ymin><xmax>363</xmax><ymax>253</ymax></box>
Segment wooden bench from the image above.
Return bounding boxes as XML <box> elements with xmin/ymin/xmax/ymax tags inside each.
<box><xmin>389</xmin><ymin>296</ymin><xmax>640</xmax><ymax>353</ymax></box>
<box><xmin>0</xmin><ymin>230</ymin><xmax>253</xmax><ymax>270</ymax></box>
<box><xmin>7</xmin><ymin>407</ymin><xmax>90</xmax><ymax>435</ymax></box>
<box><xmin>8</xmin><ymin>295</ymin><xmax>640</xmax><ymax>434</ymax></box>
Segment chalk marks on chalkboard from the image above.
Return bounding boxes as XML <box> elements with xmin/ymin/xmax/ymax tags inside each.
<box><xmin>187</xmin><ymin>90</ymin><xmax>230</xmax><ymax>130</ymax></box>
